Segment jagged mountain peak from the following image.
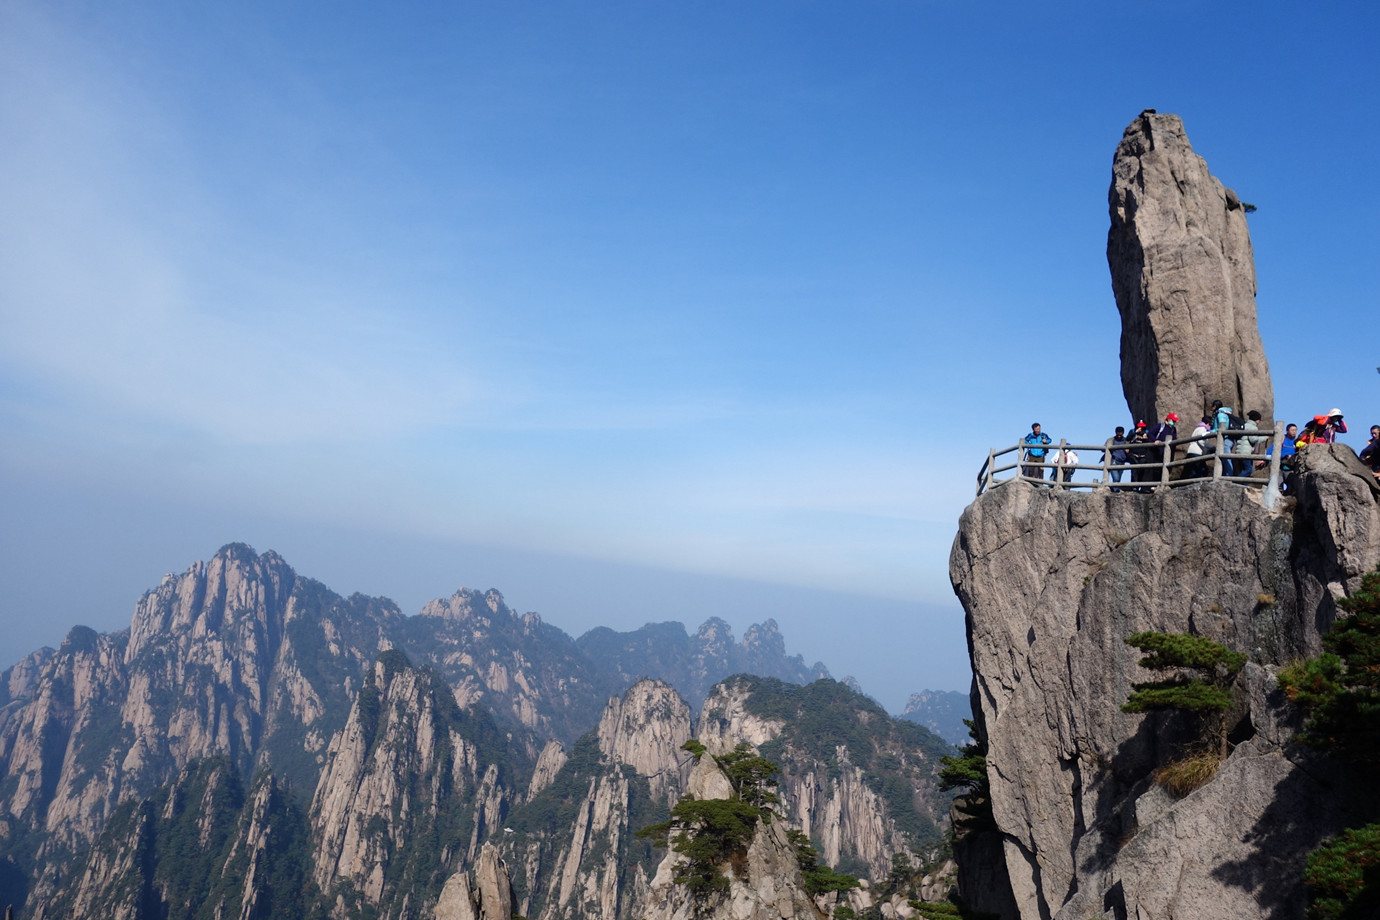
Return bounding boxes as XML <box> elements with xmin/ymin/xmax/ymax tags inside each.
<box><xmin>692</xmin><ymin>616</ymin><xmax>733</xmax><ymax>647</ymax></box>
<box><xmin>1</xmin><ymin>544</ymin><xmax>925</xmax><ymax>920</ymax></box>
<box><xmin>418</xmin><ymin>587</ymin><xmax>512</xmax><ymax>622</ymax></box>
<box><xmin>596</xmin><ymin>679</ymin><xmax>693</xmax><ymax>803</ymax></box>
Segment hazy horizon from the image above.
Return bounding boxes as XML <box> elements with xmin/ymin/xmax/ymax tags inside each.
<box><xmin>3</xmin><ymin>2</ymin><xmax>1376</xmax><ymax>715</ymax></box>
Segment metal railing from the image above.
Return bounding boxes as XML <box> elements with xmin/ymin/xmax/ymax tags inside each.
<box><xmin>976</xmin><ymin>426</ymin><xmax>1288</xmax><ymax>504</ymax></box>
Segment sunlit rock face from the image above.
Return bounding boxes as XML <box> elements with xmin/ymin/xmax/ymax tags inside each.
<box><xmin>1108</xmin><ymin>110</ymin><xmax>1273</xmax><ymax>425</ymax></box>
<box><xmin>949</xmin><ymin>451</ymin><xmax>1380</xmax><ymax>920</ymax></box>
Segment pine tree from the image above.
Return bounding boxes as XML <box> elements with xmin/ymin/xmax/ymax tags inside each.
<box><xmin>1122</xmin><ymin>631</ymin><xmax>1246</xmax><ymax>758</ymax></box>
<box><xmin>1279</xmin><ymin>567</ymin><xmax>1380</xmax><ymax>919</ymax></box>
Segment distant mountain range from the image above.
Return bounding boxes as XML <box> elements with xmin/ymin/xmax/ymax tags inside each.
<box><xmin>897</xmin><ymin>689</ymin><xmax>971</xmax><ymax>745</ymax></box>
<box><xmin>0</xmin><ymin>543</ymin><xmax>960</xmax><ymax>919</ymax></box>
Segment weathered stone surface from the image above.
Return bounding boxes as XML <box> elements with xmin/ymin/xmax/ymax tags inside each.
<box><xmin>1108</xmin><ymin>111</ymin><xmax>1273</xmax><ymax>424</ymax></box>
<box><xmin>527</xmin><ymin>739</ymin><xmax>569</xmax><ymax>800</ymax></box>
<box><xmin>596</xmin><ymin>679</ymin><xmax>693</xmax><ymax>804</ymax></box>
<box><xmin>639</xmin><ymin>753</ymin><xmax>823</xmax><ymax>920</ymax></box>
<box><xmin>310</xmin><ymin>655</ymin><xmax>516</xmax><ymax>911</ymax></box>
<box><xmin>950</xmin><ymin>469</ymin><xmax>1380</xmax><ymax>919</ymax></box>
<box><xmin>696</xmin><ymin>677</ymin><xmax>952</xmax><ymax>882</ymax></box>
<box><xmin>435</xmin><ymin>843</ymin><xmax>514</xmax><ymax>920</ymax></box>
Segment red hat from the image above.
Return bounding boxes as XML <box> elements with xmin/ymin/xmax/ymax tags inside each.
<box><xmin>1135</xmin><ymin>420</ymin><xmax>1147</xmax><ymax>428</ymax></box>
<box><xmin>1166</xmin><ymin>413</ymin><xmax>1180</xmax><ymax>422</ymax></box>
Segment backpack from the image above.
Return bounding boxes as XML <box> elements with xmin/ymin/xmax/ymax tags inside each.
<box><xmin>1228</xmin><ymin>412</ymin><xmax>1245</xmax><ymax>430</ymax></box>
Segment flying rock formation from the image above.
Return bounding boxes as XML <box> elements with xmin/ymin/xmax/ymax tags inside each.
<box><xmin>948</xmin><ymin>113</ymin><xmax>1380</xmax><ymax>920</ymax></box>
<box><xmin>1108</xmin><ymin>110</ymin><xmax>1273</xmax><ymax>423</ymax></box>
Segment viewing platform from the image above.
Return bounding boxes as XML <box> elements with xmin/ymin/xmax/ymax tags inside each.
<box><xmin>976</xmin><ymin>426</ymin><xmax>1288</xmax><ymax>500</ymax></box>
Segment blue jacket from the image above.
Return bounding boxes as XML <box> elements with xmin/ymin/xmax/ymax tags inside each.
<box><xmin>1023</xmin><ymin>432</ymin><xmax>1052</xmax><ymax>458</ymax></box>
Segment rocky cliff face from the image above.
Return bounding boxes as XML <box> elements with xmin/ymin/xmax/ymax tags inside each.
<box><xmin>410</xmin><ymin>590</ymin><xmax>613</xmax><ymax>747</ymax></box>
<box><xmin>435</xmin><ymin>843</ymin><xmax>515</xmax><ymax>920</ymax></box>
<box><xmin>638</xmin><ymin>748</ymin><xmax>824</xmax><ymax>920</ymax></box>
<box><xmin>696</xmin><ymin>676</ymin><xmax>952</xmax><ymax>881</ymax></box>
<box><xmin>1107</xmin><ymin>110</ymin><xmax>1273</xmax><ymax>424</ymax></box>
<box><xmin>497</xmin><ymin>679</ymin><xmax>689</xmax><ymax>920</ymax></box>
<box><xmin>0</xmin><ymin>543</ymin><xmax>923</xmax><ymax>920</ymax></box>
<box><xmin>309</xmin><ymin>652</ymin><xmax>517</xmax><ymax>918</ymax></box>
<box><xmin>950</xmin><ymin>451</ymin><xmax>1380</xmax><ymax>919</ymax></box>
<box><xmin>0</xmin><ymin>545</ymin><xmax>400</xmax><ymax>906</ymax></box>
<box><xmin>43</xmin><ymin>757</ymin><xmax>319</xmax><ymax>920</ymax></box>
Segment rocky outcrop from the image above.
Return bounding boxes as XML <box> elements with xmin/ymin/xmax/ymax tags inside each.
<box><xmin>310</xmin><ymin>652</ymin><xmax>516</xmax><ymax>916</ymax></box>
<box><xmin>498</xmin><ymin>680</ymin><xmax>689</xmax><ymax>920</ymax></box>
<box><xmin>435</xmin><ymin>843</ymin><xmax>514</xmax><ymax>920</ymax></box>
<box><xmin>638</xmin><ymin>752</ymin><xmax>823</xmax><ymax>920</ymax></box>
<box><xmin>696</xmin><ymin>677</ymin><xmax>953</xmax><ymax>881</ymax></box>
<box><xmin>596</xmin><ymin>680</ymin><xmax>693</xmax><ymax>804</ymax></box>
<box><xmin>412</xmin><ymin>590</ymin><xmax>613</xmax><ymax>745</ymax></box>
<box><xmin>1108</xmin><ymin>110</ymin><xmax>1273</xmax><ymax>424</ymax></box>
<box><xmin>950</xmin><ymin>461</ymin><xmax>1380</xmax><ymax>919</ymax></box>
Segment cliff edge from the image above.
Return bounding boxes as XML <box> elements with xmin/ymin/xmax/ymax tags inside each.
<box><xmin>950</xmin><ymin>449</ymin><xmax>1380</xmax><ymax>919</ymax></box>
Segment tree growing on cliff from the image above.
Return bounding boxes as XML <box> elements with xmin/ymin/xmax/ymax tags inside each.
<box><xmin>938</xmin><ymin>720</ymin><xmax>993</xmax><ymax>829</ymax></box>
<box><xmin>636</xmin><ymin>740</ymin><xmax>782</xmax><ymax>898</ymax></box>
<box><xmin>1278</xmin><ymin>567</ymin><xmax>1380</xmax><ymax>919</ymax></box>
<box><xmin>1121</xmin><ymin>631</ymin><xmax>1247</xmax><ymax>792</ymax></box>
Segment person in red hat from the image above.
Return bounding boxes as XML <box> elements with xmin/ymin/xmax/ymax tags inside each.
<box><xmin>1128</xmin><ymin>419</ymin><xmax>1155</xmax><ymax>490</ymax></box>
<box><xmin>1147</xmin><ymin>412</ymin><xmax>1180</xmax><ymax>478</ymax></box>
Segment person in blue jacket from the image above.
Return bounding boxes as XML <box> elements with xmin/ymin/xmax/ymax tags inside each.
<box><xmin>1023</xmin><ymin>423</ymin><xmax>1052</xmax><ymax>480</ymax></box>
<box><xmin>1106</xmin><ymin>426</ymin><xmax>1130</xmax><ymax>490</ymax></box>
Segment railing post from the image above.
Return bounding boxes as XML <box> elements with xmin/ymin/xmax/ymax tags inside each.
<box><xmin>1264</xmin><ymin>425</ymin><xmax>1285</xmax><ymax>508</ymax></box>
<box><xmin>1213</xmin><ymin>430</ymin><xmax>1224</xmax><ymax>480</ymax></box>
<box><xmin>1099</xmin><ymin>438</ymin><xmax>1111</xmax><ymax>488</ymax></box>
<box><xmin>1054</xmin><ymin>439</ymin><xmax>1067</xmax><ymax>489</ymax></box>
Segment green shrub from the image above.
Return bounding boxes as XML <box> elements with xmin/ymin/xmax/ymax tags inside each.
<box><xmin>1122</xmin><ymin>631</ymin><xmax>1246</xmax><ymax>759</ymax></box>
<box><xmin>1304</xmin><ymin>823</ymin><xmax>1380</xmax><ymax>920</ymax></box>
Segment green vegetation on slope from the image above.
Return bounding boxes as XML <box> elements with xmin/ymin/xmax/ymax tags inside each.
<box><xmin>1280</xmin><ymin>567</ymin><xmax>1380</xmax><ymax>919</ymax></box>
<box><xmin>735</xmin><ymin>676</ymin><xmax>952</xmax><ymax>849</ymax></box>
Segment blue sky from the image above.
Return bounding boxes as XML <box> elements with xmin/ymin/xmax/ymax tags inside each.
<box><xmin>2</xmin><ymin>1</ymin><xmax>1377</xmax><ymax>710</ymax></box>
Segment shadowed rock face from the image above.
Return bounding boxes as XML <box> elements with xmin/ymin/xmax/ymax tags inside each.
<box><xmin>1108</xmin><ymin>110</ymin><xmax>1273</xmax><ymax>425</ymax></box>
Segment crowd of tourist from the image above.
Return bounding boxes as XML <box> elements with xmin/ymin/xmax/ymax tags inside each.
<box><xmin>1017</xmin><ymin>406</ymin><xmax>1380</xmax><ymax>490</ymax></box>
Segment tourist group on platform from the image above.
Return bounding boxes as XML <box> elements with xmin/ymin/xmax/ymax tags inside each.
<box><xmin>1020</xmin><ymin>406</ymin><xmax>1380</xmax><ymax>490</ymax></box>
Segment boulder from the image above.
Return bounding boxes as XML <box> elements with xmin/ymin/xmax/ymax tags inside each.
<box><xmin>1107</xmin><ymin>110</ymin><xmax>1273</xmax><ymax>425</ymax></box>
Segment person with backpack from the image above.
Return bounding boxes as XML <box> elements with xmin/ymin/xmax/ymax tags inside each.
<box><xmin>1023</xmin><ymin>423</ymin><xmax>1053</xmax><ymax>481</ymax></box>
<box><xmin>1185</xmin><ymin>416</ymin><xmax>1212</xmax><ymax>479</ymax></box>
<box><xmin>1211</xmin><ymin>400</ymin><xmax>1241</xmax><ymax>475</ymax></box>
<box><xmin>1297</xmin><ymin>416</ymin><xmax>1329</xmax><ymax>448</ymax></box>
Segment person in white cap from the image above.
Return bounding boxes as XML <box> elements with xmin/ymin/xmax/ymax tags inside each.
<box><xmin>1320</xmin><ymin>409</ymin><xmax>1348</xmax><ymax>444</ymax></box>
